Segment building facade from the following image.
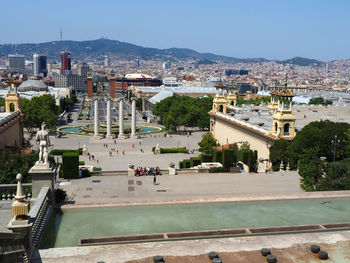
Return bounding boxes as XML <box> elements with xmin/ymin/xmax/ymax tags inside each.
<box><xmin>33</xmin><ymin>54</ymin><xmax>47</xmax><ymax>76</ymax></box>
<box><xmin>61</xmin><ymin>52</ymin><xmax>71</xmax><ymax>75</ymax></box>
<box><xmin>209</xmin><ymin>84</ymin><xmax>296</xmax><ymax>167</ymax></box>
<box><xmin>8</xmin><ymin>54</ymin><xmax>25</xmax><ymax>71</ymax></box>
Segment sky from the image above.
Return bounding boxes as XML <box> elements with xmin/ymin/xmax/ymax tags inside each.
<box><xmin>2</xmin><ymin>0</ymin><xmax>350</xmax><ymax>61</ymax></box>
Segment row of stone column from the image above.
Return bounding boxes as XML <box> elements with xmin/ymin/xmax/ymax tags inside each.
<box><xmin>94</xmin><ymin>97</ymin><xmax>137</xmax><ymax>139</ymax></box>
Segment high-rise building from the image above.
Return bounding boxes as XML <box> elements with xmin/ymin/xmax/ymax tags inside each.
<box><xmin>52</xmin><ymin>63</ymin><xmax>89</xmax><ymax>93</ymax></box>
<box><xmin>8</xmin><ymin>54</ymin><xmax>25</xmax><ymax>71</ymax></box>
<box><xmin>78</xmin><ymin>63</ymin><xmax>89</xmax><ymax>78</ymax></box>
<box><xmin>162</xmin><ymin>61</ymin><xmax>171</xmax><ymax>70</ymax></box>
<box><xmin>33</xmin><ymin>54</ymin><xmax>47</xmax><ymax>76</ymax></box>
<box><xmin>61</xmin><ymin>52</ymin><xmax>71</xmax><ymax>74</ymax></box>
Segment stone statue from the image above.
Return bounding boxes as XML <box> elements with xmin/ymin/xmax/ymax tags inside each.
<box><xmin>35</xmin><ymin>122</ymin><xmax>50</xmax><ymax>164</ymax></box>
<box><xmin>155</xmin><ymin>143</ymin><xmax>161</xmax><ymax>154</ymax></box>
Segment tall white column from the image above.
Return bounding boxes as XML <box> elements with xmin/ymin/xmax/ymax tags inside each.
<box><xmin>94</xmin><ymin>99</ymin><xmax>99</xmax><ymax>137</ymax></box>
<box><xmin>106</xmin><ymin>98</ymin><xmax>112</xmax><ymax>139</ymax></box>
<box><xmin>119</xmin><ymin>98</ymin><xmax>124</xmax><ymax>138</ymax></box>
<box><xmin>131</xmin><ymin>97</ymin><xmax>137</xmax><ymax>138</ymax></box>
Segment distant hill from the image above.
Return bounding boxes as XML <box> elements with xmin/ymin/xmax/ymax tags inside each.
<box><xmin>0</xmin><ymin>39</ymin><xmax>325</xmax><ymax>66</ymax></box>
<box><xmin>277</xmin><ymin>56</ymin><xmax>323</xmax><ymax>66</ymax></box>
<box><xmin>0</xmin><ymin>38</ymin><xmax>245</xmax><ymax>62</ymax></box>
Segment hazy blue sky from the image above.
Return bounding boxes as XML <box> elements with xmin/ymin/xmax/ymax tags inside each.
<box><xmin>3</xmin><ymin>0</ymin><xmax>349</xmax><ymax>60</ymax></box>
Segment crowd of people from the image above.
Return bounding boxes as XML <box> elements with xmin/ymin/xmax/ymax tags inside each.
<box><xmin>135</xmin><ymin>167</ymin><xmax>161</xmax><ymax>176</ymax></box>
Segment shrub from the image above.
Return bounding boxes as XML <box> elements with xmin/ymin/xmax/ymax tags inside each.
<box><xmin>190</xmin><ymin>157</ymin><xmax>202</xmax><ymax>167</ymax></box>
<box><xmin>210</xmin><ymin>167</ymin><xmax>227</xmax><ymax>173</ymax></box>
<box><xmin>62</xmin><ymin>152</ymin><xmax>79</xmax><ymax>179</ymax></box>
<box><xmin>81</xmin><ymin>169</ymin><xmax>91</xmax><ymax>178</ymax></box>
<box><xmin>55</xmin><ymin>188</ymin><xmax>67</xmax><ymax>203</ymax></box>
<box><xmin>201</xmin><ymin>153</ymin><xmax>213</xmax><ymax>163</ymax></box>
<box><xmin>179</xmin><ymin>161</ymin><xmax>183</xmax><ymax>169</ymax></box>
<box><xmin>183</xmin><ymin>159</ymin><xmax>191</xmax><ymax>168</ymax></box>
<box><xmin>152</xmin><ymin>147</ymin><xmax>155</xmax><ymax>153</ymax></box>
<box><xmin>222</xmin><ymin>149</ymin><xmax>235</xmax><ymax>169</ymax></box>
<box><xmin>79</xmin><ymin>161</ymin><xmax>85</xmax><ymax>165</ymax></box>
<box><xmin>50</xmin><ymin>148</ymin><xmax>82</xmax><ymax>156</ymax></box>
<box><xmin>213</xmin><ymin>150</ymin><xmax>223</xmax><ymax>163</ymax></box>
<box><xmin>93</xmin><ymin>167</ymin><xmax>102</xmax><ymax>172</ymax></box>
<box><xmin>160</xmin><ymin>148</ymin><xmax>187</xmax><ymax>154</ymax></box>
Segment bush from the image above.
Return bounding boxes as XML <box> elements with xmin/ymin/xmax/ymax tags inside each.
<box><xmin>93</xmin><ymin>167</ymin><xmax>102</xmax><ymax>172</ymax></box>
<box><xmin>160</xmin><ymin>148</ymin><xmax>187</xmax><ymax>154</ymax></box>
<box><xmin>179</xmin><ymin>161</ymin><xmax>183</xmax><ymax>169</ymax></box>
<box><xmin>62</xmin><ymin>152</ymin><xmax>79</xmax><ymax>179</ymax></box>
<box><xmin>81</xmin><ymin>169</ymin><xmax>91</xmax><ymax>178</ymax></box>
<box><xmin>210</xmin><ymin>167</ymin><xmax>227</xmax><ymax>173</ymax></box>
<box><xmin>222</xmin><ymin>149</ymin><xmax>235</xmax><ymax>169</ymax></box>
<box><xmin>190</xmin><ymin>157</ymin><xmax>201</xmax><ymax>167</ymax></box>
<box><xmin>152</xmin><ymin>147</ymin><xmax>155</xmax><ymax>153</ymax></box>
<box><xmin>183</xmin><ymin>159</ymin><xmax>191</xmax><ymax>168</ymax></box>
<box><xmin>201</xmin><ymin>153</ymin><xmax>213</xmax><ymax>163</ymax></box>
<box><xmin>55</xmin><ymin>188</ymin><xmax>67</xmax><ymax>203</ymax></box>
<box><xmin>50</xmin><ymin>148</ymin><xmax>83</xmax><ymax>156</ymax></box>
<box><xmin>79</xmin><ymin>161</ymin><xmax>85</xmax><ymax>165</ymax></box>
<box><xmin>213</xmin><ymin>150</ymin><xmax>223</xmax><ymax>163</ymax></box>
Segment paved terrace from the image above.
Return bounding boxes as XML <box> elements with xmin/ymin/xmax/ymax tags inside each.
<box><xmin>31</xmin><ymin>132</ymin><xmax>204</xmax><ymax>171</ymax></box>
<box><xmin>60</xmin><ymin>172</ymin><xmax>350</xmax><ymax>208</ymax></box>
<box><xmin>33</xmin><ymin>231</ymin><xmax>350</xmax><ymax>263</ymax></box>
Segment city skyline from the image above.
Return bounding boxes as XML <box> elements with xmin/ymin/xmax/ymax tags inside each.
<box><xmin>1</xmin><ymin>0</ymin><xmax>350</xmax><ymax>61</ymax></box>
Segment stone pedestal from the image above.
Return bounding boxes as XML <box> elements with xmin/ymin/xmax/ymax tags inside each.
<box><xmin>131</xmin><ymin>97</ymin><xmax>137</xmax><ymax>139</ymax></box>
<box><xmin>286</xmin><ymin>162</ymin><xmax>290</xmax><ymax>171</ymax></box>
<box><xmin>82</xmin><ymin>145</ymin><xmax>88</xmax><ymax>156</ymax></box>
<box><xmin>154</xmin><ymin>144</ymin><xmax>161</xmax><ymax>155</ymax></box>
<box><xmin>128</xmin><ymin>164</ymin><xmax>135</xmax><ymax>177</ymax></box>
<box><xmin>119</xmin><ymin>99</ymin><xmax>124</xmax><ymax>138</ymax></box>
<box><xmin>168</xmin><ymin>162</ymin><xmax>176</xmax><ymax>175</ymax></box>
<box><xmin>279</xmin><ymin>162</ymin><xmax>285</xmax><ymax>172</ymax></box>
<box><xmin>29</xmin><ymin>162</ymin><xmax>54</xmax><ymax>202</ymax></box>
<box><xmin>94</xmin><ymin>99</ymin><xmax>99</xmax><ymax>137</ymax></box>
<box><xmin>257</xmin><ymin>159</ymin><xmax>266</xmax><ymax>173</ymax></box>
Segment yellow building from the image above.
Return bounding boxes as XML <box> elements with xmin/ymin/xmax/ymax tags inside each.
<box><xmin>209</xmin><ymin>87</ymin><xmax>296</xmax><ymax>166</ymax></box>
<box><xmin>0</xmin><ymin>92</ymin><xmax>24</xmax><ymax>149</ymax></box>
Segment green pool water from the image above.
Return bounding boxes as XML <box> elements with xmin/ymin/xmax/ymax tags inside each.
<box><xmin>42</xmin><ymin>197</ymin><xmax>350</xmax><ymax>248</ymax></box>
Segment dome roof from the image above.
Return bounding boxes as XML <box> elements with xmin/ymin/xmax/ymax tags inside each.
<box><xmin>18</xmin><ymin>79</ymin><xmax>47</xmax><ymax>91</ymax></box>
<box><xmin>125</xmin><ymin>73</ymin><xmax>153</xmax><ymax>79</ymax></box>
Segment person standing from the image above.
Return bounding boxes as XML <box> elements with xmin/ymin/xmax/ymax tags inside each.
<box><xmin>153</xmin><ymin>174</ymin><xmax>157</xmax><ymax>185</ymax></box>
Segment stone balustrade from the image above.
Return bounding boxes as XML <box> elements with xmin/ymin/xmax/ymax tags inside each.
<box><xmin>0</xmin><ymin>183</ymin><xmax>32</xmax><ymax>201</ymax></box>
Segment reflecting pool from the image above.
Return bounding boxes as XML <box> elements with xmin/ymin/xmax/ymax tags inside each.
<box><xmin>42</xmin><ymin>197</ymin><xmax>350</xmax><ymax>248</ymax></box>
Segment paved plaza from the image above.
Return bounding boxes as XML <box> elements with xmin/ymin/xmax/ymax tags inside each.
<box><xmin>31</xmin><ymin>131</ymin><xmax>204</xmax><ymax>171</ymax></box>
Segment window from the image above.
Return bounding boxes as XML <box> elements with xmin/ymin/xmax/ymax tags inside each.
<box><xmin>219</xmin><ymin>105</ymin><xmax>224</xmax><ymax>112</ymax></box>
<box><xmin>284</xmin><ymin>123</ymin><xmax>290</xmax><ymax>135</ymax></box>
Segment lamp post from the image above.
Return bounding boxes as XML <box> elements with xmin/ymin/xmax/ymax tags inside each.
<box><xmin>331</xmin><ymin>135</ymin><xmax>340</xmax><ymax>162</ymax></box>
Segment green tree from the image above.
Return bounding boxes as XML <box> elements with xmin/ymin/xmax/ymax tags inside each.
<box><xmin>0</xmin><ymin>149</ymin><xmax>38</xmax><ymax>184</ymax></box>
<box><xmin>152</xmin><ymin>95</ymin><xmax>213</xmax><ymax>131</ymax></box>
<box><xmin>21</xmin><ymin>95</ymin><xmax>60</xmax><ymax>130</ymax></box>
<box><xmin>198</xmin><ymin>133</ymin><xmax>218</xmax><ymax>154</ymax></box>
<box><xmin>298</xmin><ymin>147</ymin><xmax>323</xmax><ymax>191</ymax></box>
<box><xmin>269</xmin><ymin>139</ymin><xmax>290</xmax><ymax>171</ymax></box>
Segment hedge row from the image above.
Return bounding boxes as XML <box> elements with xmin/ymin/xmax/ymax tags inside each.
<box><xmin>62</xmin><ymin>152</ymin><xmax>79</xmax><ymax>179</ymax></box>
<box><xmin>152</xmin><ymin>147</ymin><xmax>188</xmax><ymax>154</ymax></box>
<box><xmin>50</xmin><ymin>148</ymin><xmax>83</xmax><ymax>156</ymax></box>
<box><xmin>190</xmin><ymin>157</ymin><xmax>201</xmax><ymax>167</ymax></box>
<box><xmin>161</xmin><ymin>148</ymin><xmax>187</xmax><ymax>154</ymax></box>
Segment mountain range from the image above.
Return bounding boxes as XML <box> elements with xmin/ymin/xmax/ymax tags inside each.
<box><xmin>0</xmin><ymin>38</ymin><xmax>324</xmax><ymax>66</ymax></box>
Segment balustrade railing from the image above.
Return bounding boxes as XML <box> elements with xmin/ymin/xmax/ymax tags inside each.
<box><xmin>0</xmin><ymin>183</ymin><xmax>32</xmax><ymax>201</ymax></box>
<box><xmin>28</xmin><ymin>187</ymin><xmax>53</xmax><ymax>249</ymax></box>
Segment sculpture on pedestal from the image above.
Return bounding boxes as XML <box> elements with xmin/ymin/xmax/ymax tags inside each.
<box><xmin>35</xmin><ymin>122</ymin><xmax>50</xmax><ymax>164</ymax></box>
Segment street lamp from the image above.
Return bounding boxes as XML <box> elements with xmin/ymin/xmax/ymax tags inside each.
<box><xmin>331</xmin><ymin>135</ymin><xmax>340</xmax><ymax>162</ymax></box>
